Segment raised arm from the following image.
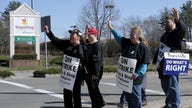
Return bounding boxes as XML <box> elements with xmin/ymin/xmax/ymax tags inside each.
<box><xmin>44</xmin><ymin>25</ymin><xmax>71</xmax><ymax>51</ymax></box>
<box><xmin>108</xmin><ymin>20</ymin><xmax>123</xmax><ymax>45</ymax></box>
<box><xmin>172</xmin><ymin>8</ymin><xmax>186</xmax><ymax>43</ymax></box>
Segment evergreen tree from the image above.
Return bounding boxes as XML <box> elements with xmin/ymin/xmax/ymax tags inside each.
<box><xmin>159</xmin><ymin>7</ymin><xmax>171</xmax><ymax>31</ymax></box>
<box><xmin>0</xmin><ymin>1</ymin><xmax>21</xmax><ymax>54</ymax></box>
<box><xmin>180</xmin><ymin>1</ymin><xmax>192</xmax><ymax>41</ymax></box>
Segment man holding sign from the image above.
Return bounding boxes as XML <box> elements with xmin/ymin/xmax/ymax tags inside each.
<box><xmin>108</xmin><ymin>20</ymin><xmax>150</xmax><ymax>108</ymax></box>
<box><xmin>153</xmin><ymin>8</ymin><xmax>186</xmax><ymax>108</ymax></box>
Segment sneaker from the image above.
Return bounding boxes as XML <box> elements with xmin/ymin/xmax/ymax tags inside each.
<box><xmin>117</xmin><ymin>103</ymin><xmax>126</xmax><ymax>108</ymax></box>
<box><xmin>101</xmin><ymin>101</ymin><xmax>106</xmax><ymax>107</ymax></box>
<box><xmin>142</xmin><ymin>100</ymin><xmax>148</xmax><ymax>106</ymax></box>
<box><xmin>92</xmin><ymin>101</ymin><xmax>106</xmax><ymax>108</ymax></box>
<box><xmin>161</xmin><ymin>105</ymin><xmax>168</xmax><ymax>108</ymax></box>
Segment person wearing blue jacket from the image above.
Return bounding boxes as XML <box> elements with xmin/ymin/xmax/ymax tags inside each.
<box><xmin>108</xmin><ymin>20</ymin><xmax>150</xmax><ymax>108</ymax></box>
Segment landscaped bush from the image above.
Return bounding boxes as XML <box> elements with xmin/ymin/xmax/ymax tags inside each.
<box><xmin>0</xmin><ymin>60</ymin><xmax>9</xmax><ymax>67</ymax></box>
<box><xmin>13</xmin><ymin>54</ymin><xmax>37</xmax><ymax>60</ymax></box>
<box><xmin>0</xmin><ymin>55</ymin><xmax>9</xmax><ymax>67</ymax></box>
<box><xmin>33</xmin><ymin>68</ymin><xmax>61</xmax><ymax>78</ymax></box>
<box><xmin>49</xmin><ymin>56</ymin><xmax>62</xmax><ymax>66</ymax></box>
<box><xmin>41</xmin><ymin>68</ymin><xmax>61</xmax><ymax>74</ymax></box>
<box><xmin>0</xmin><ymin>70</ymin><xmax>15</xmax><ymax>78</ymax></box>
<box><xmin>103</xmin><ymin>66</ymin><xmax>117</xmax><ymax>72</ymax></box>
<box><xmin>33</xmin><ymin>70</ymin><xmax>46</xmax><ymax>78</ymax></box>
<box><xmin>147</xmin><ymin>64</ymin><xmax>156</xmax><ymax>71</ymax></box>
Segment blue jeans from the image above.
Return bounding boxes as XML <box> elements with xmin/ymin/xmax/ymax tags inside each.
<box><xmin>141</xmin><ymin>87</ymin><xmax>147</xmax><ymax>101</ymax></box>
<box><xmin>120</xmin><ymin>91</ymin><xmax>128</xmax><ymax>105</ymax></box>
<box><xmin>120</xmin><ymin>87</ymin><xmax>146</xmax><ymax>105</ymax></box>
<box><xmin>161</xmin><ymin>75</ymin><xmax>180</xmax><ymax>108</ymax></box>
<box><xmin>125</xmin><ymin>84</ymin><xmax>142</xmax><ymax>108</ymax></box>
<box><xmin>141</xmin><ymin>74</ymin><xmax>147</xmax><ymax>101</ymax></box>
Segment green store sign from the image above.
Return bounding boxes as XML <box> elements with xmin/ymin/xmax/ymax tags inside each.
<box><xmin>15</xmin><ymin>36</ymin><xmax>35</xmax><ymax>42</ymax></box>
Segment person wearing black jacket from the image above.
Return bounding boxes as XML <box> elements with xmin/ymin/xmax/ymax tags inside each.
<box><xmin>44</xmin><ymin>25</ymin><xmax>86</xmax><ymax>108</ymax></box>
<box><xmin>84</xmin><ymin>27</ymin><xmax>105</xmax><ymax>108</ymax></box>
<box><xmin>153</xmin><ymin>8</ymin><xmax>186</xmax><ymax>108</ymax></box>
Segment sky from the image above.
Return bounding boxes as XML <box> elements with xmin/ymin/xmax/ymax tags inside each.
<box><xmin>0</xmin><ymin>0</ymin><xmax>189</xmax><ymax>41</ymax></box>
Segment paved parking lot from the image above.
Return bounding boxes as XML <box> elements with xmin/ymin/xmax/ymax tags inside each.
<box><xmin>0</xmin><ymin>71</ymin><xmax>192</xmax><ymax>108</ymax></box>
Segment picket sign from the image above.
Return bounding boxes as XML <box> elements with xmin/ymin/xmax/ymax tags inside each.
<box><xmin>116</xmin><ymin>56</ymin><xmax>137</xmax><ymax>93</ymax></box>
<box><xmin>163</xmin><ymin>52</ymin><xmax>189</xmax><ymax>76</ymax></box>
<box><xmin>156</xmin><ymin>42</ymin><xmax>171</xmax><ymax>69</ymax></box>
<box><xmin>59</xmin><ymin>54</ymin><xmax>80</xmax><ymax>91</ymax></box>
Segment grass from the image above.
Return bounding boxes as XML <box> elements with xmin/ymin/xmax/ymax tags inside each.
<box><xmin>104</xmin><ymin>64</ymin><xmax>156</xmax><ymax>73</ymax></box>
<box><xmin>0</xmin><ymin>55</ymin><xmax>9</xmax><ymax>60</ymax></box>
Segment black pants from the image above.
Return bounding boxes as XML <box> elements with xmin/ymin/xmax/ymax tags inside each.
<box><xmin>63</xmin><ymin>73</ymin><xmax>82</xmax><ymax>108</ymax></box>
<box><xmin>85</xmin><ymin>76</ymin><xmax>105</xmax><ymax>108</ymax></box>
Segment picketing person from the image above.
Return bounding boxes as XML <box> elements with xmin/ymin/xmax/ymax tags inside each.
<box><xmin>152</xmin><ymin>8</ymin><xmax>186</xmax><ymax>108</ymax></box>
<box><xmin>108</xmin><ymin>20</ymin><xmax>150</xmax><ymax>108</ymax></box>
<box><xmin>44</xmin><ymin>25</ymin><xmax>87</xmax><ymax>108</ymax></box>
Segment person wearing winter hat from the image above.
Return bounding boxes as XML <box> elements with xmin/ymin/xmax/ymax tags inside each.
<box><xmin>44</xmin><ymin>25</ymin><xmax>87</xmax><ymax>108</ymax></box>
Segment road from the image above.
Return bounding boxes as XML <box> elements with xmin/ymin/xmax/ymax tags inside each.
<box><xmin>0</xmin><ymin>71</ymin><xmax>192</xmax><ymax>108</ymax></box>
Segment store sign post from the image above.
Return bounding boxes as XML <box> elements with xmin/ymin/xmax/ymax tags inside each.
<box><xmin>13</xmin><ymin>17</ymin><xmax>35</xmax><ymax>35</ymax></box>
<box><xmin>9</xmin><ymin>3</ymin><xmax>40</xmax><ymax>60</ymax></box>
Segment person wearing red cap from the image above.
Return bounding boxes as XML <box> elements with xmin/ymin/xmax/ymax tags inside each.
<box><xmin>44</xmin><ymin>25</ymin><xmax>87</xmax><ymax>108</ymax></box>
<box><xmin>84</xmin><ymin>27</ymin><xmax>105</xmax><ymax>108</ymax></box>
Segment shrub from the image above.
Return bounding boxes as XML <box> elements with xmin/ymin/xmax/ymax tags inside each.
<box><xmin>0</xmin><ymin>70</ymin><xmax>15</xmax><ymax>78</ymax></box>
<box><xmin>33</xmin><ymin>68</ymin><xmax>61</xmax><ymax>78</ymax></box>
<box><xmin>103</xmin><ymin>66</ymin><xmax>117</xmax><ymax>72</ymax></box>
<box><xmin>49</xmin><ymin>56</ymin><xmax>62</xmax><ymax>66</ymax></box>
<box><xmin>13</xmin><ymin>54</ymin><xmax>37</xmax><ymax>60</ymax></box>
<box><xmin>0</xmin><ymin>60</ymin><xmax>9</xmax><ymax>67</ymax></box>
<box><xmin>0</xmin><ymin>55</ymin><xmax>9</xmax><ymax>67</ymax></box>
<box><xmin>42</xmin><ymin>68</ymin><xmax>61</xmax><ymax>74</ymax></box>
<box><xmin>33</xmin><ymin>70</ymin><xmax>46</xmax><ymax>78</ymax></box>
<box><xmin>147</xmin><ymin>64</ymin><xmax>156</xmax><ymax>71</ymax></box>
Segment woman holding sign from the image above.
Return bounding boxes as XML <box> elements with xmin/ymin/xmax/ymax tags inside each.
<box><xmin>44</xmin><ymin>26</ymin><xmax>87</xmax><ymax>108</ymax></box>
<box><xmin>153</xmin><ymin>8</ymin><xmax>186</xmax><ymax>108</ymax></box>
<box><xmin>108</xmin><ymin>20</ymin><xmax>150</xmax><ymax>108</ymax></box>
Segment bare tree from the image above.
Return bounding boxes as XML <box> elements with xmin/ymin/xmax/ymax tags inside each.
<box><xmin>78</xmin><ymin>0</ymin><xmax>119</xmax><ymax>40</ymax></box>
<box><xmin>119</xmin><ymin>16</ymin><xmax>143</xmax><ymax>38</ymax></box>
<box><xmin>143</xmin><ymin>16</ymin><xmax>163</xmax><ymax>56</ymax></box>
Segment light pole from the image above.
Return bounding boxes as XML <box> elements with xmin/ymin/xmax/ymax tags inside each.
<box><xmin>105</xmin><ymin>5</ymin><xmax>114</xmax><ymax>39</ymax></box>
<box><xmin>31</xmin><ymin>0</ymin><xmax>33</xmax><ymax>9</ymax></box>
<box><xmin>105</xmin><ymin>5</ymin><xmax>114</xmax><ymax>19</ymax></box>
<box><xmin>190</xmin><ymin>25</ymin><xmax>192</xmax><ymax>42</ymax></box>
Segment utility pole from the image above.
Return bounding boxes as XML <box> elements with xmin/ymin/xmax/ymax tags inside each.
<box><xmin>31</xmin><ymin>0</ymin><xmax>33</xmax><ymax>9</ymax></box>
<box><xmin>105</xmin><ymin>5</ymin><xmax>114</xmax><ymax>39</ymax></box>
